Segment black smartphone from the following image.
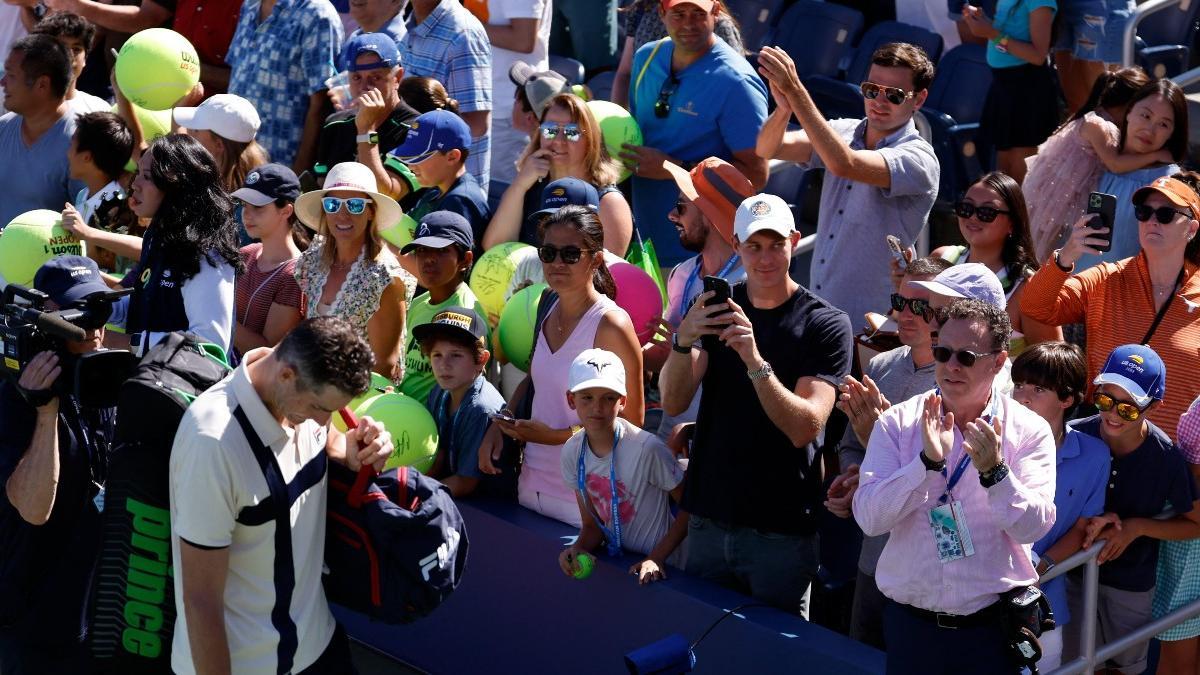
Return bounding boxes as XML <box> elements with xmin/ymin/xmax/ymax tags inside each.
<box><xmin>1086</xmin><ymin>192</ymin><xmax>1117</xmax><ymax>253</ymax></box>
<box><xmin>701</xmin><ymin>276</ymin><xmax>732</xmax><ymax>351</ymax></box>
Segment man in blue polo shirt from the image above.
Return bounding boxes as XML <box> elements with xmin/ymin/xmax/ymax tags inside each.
<box><xmin>621</xmin><ymin>0</ymin><xmax>768</xmax><ymax>267</ymax></box>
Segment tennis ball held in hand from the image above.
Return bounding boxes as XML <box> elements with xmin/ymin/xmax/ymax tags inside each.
<box><xmin>573</xmin><ymin>552</ymin><xmax>595</xmax><ymax>580</ymax></box>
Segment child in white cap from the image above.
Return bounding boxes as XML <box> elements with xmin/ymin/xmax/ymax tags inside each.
<box><xmin>558</xmin><ymin>348</ymin><xmax>688</xmax><ymax>584</ymax></box>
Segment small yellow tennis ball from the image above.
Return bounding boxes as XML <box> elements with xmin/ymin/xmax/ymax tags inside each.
<box><xmin>0</xmin><ymin>210</ymin><xmax>86</xmax><ymax>288</ymax></box>
<box><xmin>573</xmin><ymin>552</ymin><xmax>595</xmax><ymax>580</ymax></box>
<box><xmin>115</xmin><ymin>29</ymin><xmax>201</xmax><ymax>111</ymax></box>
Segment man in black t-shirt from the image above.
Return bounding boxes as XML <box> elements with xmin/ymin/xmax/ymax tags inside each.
<box><xmin>313</xmin><ymin>32</ymin><xmax>421</xmax><ymax>204</ymax></box>
<box><xmin>661</xmin><ymin>193</ymin><xmax>853</xmax><ymax>618</ymax></box>
<box><xmin>0</xmin><ymin>257</ymin><xmax>118</xmax><ymax>673</ymax></box>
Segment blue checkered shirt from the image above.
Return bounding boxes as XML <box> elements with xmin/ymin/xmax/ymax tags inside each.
<box><xmin>227</xmin><ymin>0</ymin><xmax>343</xmax><ymax>166</ymax></box>
<box><xmin>401</xmin><ymin>0</ymin><xmax>492</xmax><ymax>190</ymax></box>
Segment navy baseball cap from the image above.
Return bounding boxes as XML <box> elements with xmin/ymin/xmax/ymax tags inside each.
<box><xmin>1093</xmin><ymin>344</ymin><xmax>1166</xmax><ymax>408</ymax></box>
<box><xmin>231</xmin><ymin>163</ymin><xmax>301</xmax><ymax>206</ymax></box>
<box><xmin>528</xmin><ymin>177</ymin><xmax>600</xmax><ymax>223</ymax></box>
<box><xmin>390</xmin><ymin>110</ymin><xmax>472</xmax><ymax>164</ymax></box>
<box><xmin>412</xmin><ymin>306</ymin><xmax>488</xmax><ymax>346</ymax></box>
<box><xmin>402</xmin><ymin>211</ymin><xmax>475</xmax><ymax>253</ymax></box>
<box><xmin>342</xmin><ymin>32</ymin><xmax>401</xmax><ymax>72</ymax></box>
<box><xmin>33</xmin><ymin>255</ymin><xmax>111</xmax><ymax>307</ymax></box>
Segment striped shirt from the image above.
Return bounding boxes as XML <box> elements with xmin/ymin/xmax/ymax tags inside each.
<box><xmin>401</xmin><ymin>0</ymin><xmax>492</xmax><ymax>190</ymax></box>
<box><xmin>1022</xmin><ymin>253</ymin><xmax>1200</xmax><ymax>442</ymax></box>
<box><xmin>236</xmin><ymin>243</ymin><xmax>302</xmax><ymax>341</ymax></box>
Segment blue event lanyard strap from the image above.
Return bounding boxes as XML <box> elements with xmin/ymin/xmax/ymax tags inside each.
<box><xmin>577</xmin><ymin>424</ymin><xmax>623</xmax><ymax>557</ymax></box>
<box><xmin>682</xmin><ymin>253</ymin><xmax>741</xmax><ymax>307</ymax></box>
<box><xmin>935</xmin><ymin>387</ymin><xmax>1000</xmax><ymax>505</ymax></box>
<box><xmin>434</xmin><ymin>390</ymin><xmax>464</xmax><ymax>474</ymax></box>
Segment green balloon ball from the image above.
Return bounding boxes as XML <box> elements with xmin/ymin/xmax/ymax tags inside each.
<box><xmin>354</xmin><ymin>392</ymin><xmax>439</xmax><ymax>473</ymax></box>
<box><xmin>332</xmin><ymin>372</ymin><xmax>394</xmax><ymax>432</ymax></box>
<box><xmin>586</xmin><ymin>99</ymin><xmax>643</xmax><ymax>183</ymax></box>
<box><xmin>0</xmin><ymin>210</ymin><xmax>87</xmax><ymax>288</ymax></box>
<box><xmin>114</xmin><ymin>102</ymin><xmax>173</xmax><ymax>172</ymax></box>
<box><xmin>573</xmin><ymin>552</ymin><xmax>595</xmax><ymax>580</ymax></box>
<box><xmin>469</xmin><ymin>242</ymin><xmax>534</xmax><ymax>329</ymax></box>
<box><xmin>115</xmin><ymin>28</ymin><xmax>201</xmax><ymax>111</ymax></box>
<box><xmin>497</xmin><ymin>282</ymin><xmax>547</xmax><ymax>372</ymax></box>
<box><xmin>379</xmin><ymin>213</ymin><xmax>420</xmax><ymax>250</ymax></box>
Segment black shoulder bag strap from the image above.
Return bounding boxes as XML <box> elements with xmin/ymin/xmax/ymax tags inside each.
<box><xmin>231</xmin><ymin>406</ymin><xmax>327</xmax><ymax>675</ymax></box>
<box><xmin>1140</xmin><ymin>271</ymin><xmax>1182</xmax><ymax>345</ymax></box>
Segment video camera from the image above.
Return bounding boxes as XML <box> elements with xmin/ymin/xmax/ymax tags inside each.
<box><xmin>0</xmin><ymin>284</ymin><xmax>137</xmax><ymax>408</ymax></box>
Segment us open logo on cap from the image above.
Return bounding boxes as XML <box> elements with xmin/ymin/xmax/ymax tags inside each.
<box><xmin>434</xmin><ymin>312</ymin><xmax>472</xmax><ymax>331</ymax></box>
<box><xmin>246</xmin><ymin>172</ymin><xmax>260</xmax><ymax>184</ymax></box>
<box><xmin>551</xmin><ymin>187</ymin><xmax>566</xmax><ymax>196</ymax></box>
<box><xmin>1122</xmin><ymin>356</ymin><xmax>1146</xmax><ymax>373</ymax></box>
<box><xmin>750</xmin><ymin>200</ymin><xmax>771</xmax><ymax>216</ymax></box>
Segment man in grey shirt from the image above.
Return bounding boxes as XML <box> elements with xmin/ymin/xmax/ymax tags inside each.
<box><xmin>823</xmin><ymin>256</ymin><xmax>950</xmax><ymax>649</ymax></box>
<box><xmin>756</xmin><ymin>42</ymin><xmax>939</xmax><ymax>333</ymax></box>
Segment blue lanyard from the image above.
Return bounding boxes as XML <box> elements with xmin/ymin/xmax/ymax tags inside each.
<box><xmin>935</xmin><ymin>387</ymin><xmax>1000</xmax><ymax>505</ymax></box>
<box><xmin>577</xmin><ymin>425</ymin><xmax>623</xmax><ymax>557</ymax></box>
<box><xmin>433</xmin><ymin>389</ymin><xmax>465</xmax><ymax>474</ymax></box>
<box><xmin>681</xmin><ymin>253</ymin><xmax>740</xmax><ymax>308</ymax></box>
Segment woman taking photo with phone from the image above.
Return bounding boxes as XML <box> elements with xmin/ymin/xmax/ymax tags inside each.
<box><xmin>1022</xmin><ymin>172</ymin><xmax>1200</xmax><ymax>440</ymax></box>
<box><xmin>477</xmin><ymin>205</ymin><xmax>644</xmax><ymax>526</ymax></box>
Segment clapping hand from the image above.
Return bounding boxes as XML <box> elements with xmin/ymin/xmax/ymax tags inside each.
<box><xmin>962</xmin><ymin>417</ymin><xmax>1003</xmax><ymax>473</ymax></box>
<box><xmin>837</xmin><ymin>374</ymin><xmax>890</xmax><ymax>447</ymax></box>
<box><xmin>920</xmin><ymin>392</ymin><xmax>954</xmax><ymax>464</ymax></box>
<box><xmin>825</xmin><ymin>464</ymin><xmax>860</xmax><ymax>518</ymax></box>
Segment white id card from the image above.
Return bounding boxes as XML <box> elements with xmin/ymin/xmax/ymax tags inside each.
<box><xmin>929</xmin><ymin>501</ymin><xmax>975</xmax><ymax>563</ymax></box>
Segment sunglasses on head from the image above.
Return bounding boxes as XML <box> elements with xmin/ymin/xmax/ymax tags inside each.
<box><xmin>655</xmin><ymin>74</ymin><xmax>680</xmax><ymax>119</ymax></box>
<box><xmin>890</xmin><ymin>293</ymin><xmax>934</xmax><ymax>320</ymax></box>
<box><xmin>860</xmin><ymin>81</ymin><xmax>915</xmax><ymax>106</ymax></box>
<box><xmin>539</xmin><ymin>122</ymin><xmax>583</xmax><ymax>142</ymax></box>
<box><xmin>322</xmin><ymin>196</ymin><xmax>373</xmax><ymax>215</ymax></box>
<box><xmin>954</xmin><ymin>200</ymin><xmax>1010</xmax><ymax>223</ymax></box>
<box><xmin>1093</xmin><ymin>392</ymin><xmax>1148</xmax><ymax>422</ymax></box>
<box><xmin>932</xmin><ymin>345</ymin><xmax>999</xmax><ymax>367</ymax></box>
<box><xmin>538</xmin><ymin>244</ymin><xmax>591</xmax><ymax>264</ymax></box>
<box><xmin>1134</xmin><ymin>203</ymin><xmax>1192</xmax><ymax>225</ymax></box>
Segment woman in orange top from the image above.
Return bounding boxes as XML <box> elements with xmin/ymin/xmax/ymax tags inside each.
<box><xmin>1022</xmin><ymin>173</ymin><xmax>1200</xmax><ymax>440</ymax></box>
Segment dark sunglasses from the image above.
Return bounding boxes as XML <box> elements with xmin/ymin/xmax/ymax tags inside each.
<box><xmin>655</xmin><ymin>74</ymin><xmax>680</xmax><ymax>119</ymax></box>
<box><xmin>890</xmin><ymin>293</ymin><xmax>934</xmax><ymax>320</ymax></box>
<box><xmin>538</xmin><ymin>122</ymin><xmax>583</xmax><ymax>142</ymax></box>
<box><xmin>538</xmin><ymin>244</ymin><xmax>591</xmax><ymax>264</ymax></box>
<box><xmin>860</xmin><ymin>81</ymin><xmax>915</xmax><ymax>106</ymax></box>
<box><xmin>1134</xmin><ymin>203</ymin><xmax>1192</xmax><ymax>225</ymax></box>
<box><xmin>954</xmin><ymin>200</ymin><xmax>1010</xmax><ymax>223</ymax></box>
<box><xmin>932</xmin><ymin>346</ymin><xmax>999</xmax><ymax>367</ymax></box>
<box><xmin>673</xmin><ymin>199</ymin><xmax>688</xmax><ymax>216</ymax></box>
<box><xmin>1093</xmin><ymin>392</ymin><xmax>1147</xmax><ymax>422</ymax></box>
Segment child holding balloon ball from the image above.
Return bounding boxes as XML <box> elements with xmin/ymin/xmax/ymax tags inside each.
<box><xmin>558</xmin><ymin>348</ymin><xmax>689</xmax><ymax>584</ymax></box>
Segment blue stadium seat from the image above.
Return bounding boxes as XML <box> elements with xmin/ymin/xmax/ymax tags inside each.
<box><xmin>805</xmin><ymin>20</ymin><xmax>945</xmax><ymax>121</ymax></box>
<box><xmin>1135</xmin><ymin>1</ymin><xmax>1200</xmax><ymax>78</ymax></box>
<box><xmin>919</xmin><ymin>43</ymin><xmax>993</xmax><ymax>203</ymax></box>
<box><xmin>771</xmin><ymin>0</ymin><xmax>865</xmax><ymax>79</ymax></box>
<box><xmin>586</xmin><ymin>70</ymin><xmax>615</xmax><ymax>102</ymax></box>
<box><xmin>548</xmin><ymin>54</ymin><xmax>586</xmax><ymax>84</ymax></box>
<box><xmin>724</xmin><ymin>0</ymin><xmax>788</xmax><ymax>52</ymax></box>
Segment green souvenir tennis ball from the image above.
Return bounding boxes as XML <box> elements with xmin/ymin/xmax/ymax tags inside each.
<box><xmin>573</xmin><ymin>552</ymin><xmax>595</xmax><ymax>580</ymax></box>
<box><xmin>586</xmin><ymin>100</ymin><xmax>642</xmax><ymax>183</ymax></box>
<box><xmin>379</xmin><ymin>213</ymin><xmax>419</xmax><ymax>250</ymax></box>
<box><xmin>115</xmin><ymin>102</ymin><xmax>172</xmax><ymax>172</ymax></box>
<box><xmin>469</xmin><ymin>242</ymin><xmax>534</xmax><ymax>328</ymax></box>
<box><xmin>0</xmin><ymin>210</ymin><xmax>86</xmax><ymax>288</ymax></box>
<box><xmin>332</xmin><ymin>373</ymin><xmax>393</xmax><ymax>432</ymax></box>
<box><xmin>115</xmin><ymin>28</ymin><xmax>201</xmax><ymax>111</ymax></box>
<box><xmin>354</xmin><ymin>392</ymin><xmax>439</xmax><ymax>473</ymax></box>
<box><xmin>497</xmin><ymin>282</ymin><xmax>547</xmax><ymax>372</ymax></box>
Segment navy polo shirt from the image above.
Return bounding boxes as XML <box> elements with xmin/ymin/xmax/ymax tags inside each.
<box><xmin>1072</xmin><ymin>415</ymin><xmax>1198</xmax><ymax>592</ymax></box>
<box><xmin>406</xmin><ymin>173</ymin><xmax>493</xmax><ymax>255</ymax></box>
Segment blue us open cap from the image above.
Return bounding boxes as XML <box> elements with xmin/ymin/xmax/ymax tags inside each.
<box><xmin>1093</xmin><ymin>343</ymin><xmax>1166</xmax><ymax>407</ymax></box>
<box><xmin>390</xmin><ymin>110</ymin><xmax>471</xmax><ymax>164</ymax></box>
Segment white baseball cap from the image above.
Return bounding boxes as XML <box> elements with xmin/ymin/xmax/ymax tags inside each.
<box><xmin>733</xmin><ymin>194</ymin><xmax>795</xmax><ymax>242</ymax></box>
<box><xmin>174</xmin><ymin>94</ymin><xmax>261</xmax><ymax>144</ymax></box>
<box><xmin>567</xmin><ymin>348</ymin><xmax>627</xmax><ymax>396</ymax></box>
<box><xmin>910</xmin><ymin>263</ymin><xmax>1006</xmax><ymax>310</ymax></box>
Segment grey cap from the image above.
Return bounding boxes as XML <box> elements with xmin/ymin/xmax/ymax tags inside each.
<box><xmin>509</xmin><ymin>61</ymin><xmax>572</xmax><ymax>118</ymax></box>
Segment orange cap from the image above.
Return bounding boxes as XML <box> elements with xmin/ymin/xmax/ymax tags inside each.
<box><xmin>663</xmin><ymin>157</ymin><xmax>754</xmax><ymax>245</ymax></box>
<box><xmin>661</xmin><ymin>0</ymin><xmax>716</xmax><ymax>11</ymax></box>
<box><xmin>1133</xmin><ymin>177</ymin><xmax>1200</xmax><ymax>219</ymax></box>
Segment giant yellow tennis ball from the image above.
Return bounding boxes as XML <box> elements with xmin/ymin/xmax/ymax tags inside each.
<box><xmin>379</xmin><ymin>213</ymin><xmax>419</xmax><ymax>250</ymax></box>
<box><xmin>354</xmin><ymin>392</ymin><xmax>439</xmax><ymax>473</ymax></box>
<box><xmin>115</xmin><ymin>29</ymin><xmax>201</xmax><ymax>111</ymax></box>
<box><xmin>586</xmin><ymin>100</ymin><xmax>642</xmax><ymax>183</ymax></box>
<box><xmin>0</xmin><ymin>210</ymin><xmax>86</xmax><ymax>288</ymax></box>
<box><xmin>115</xmin><ymin>102</ymin><xmax>172</xmax><ymax>173</ymax></box>
<box><xmin>497</xmin><ymin>282</ymin><xmax>547</xmax><ymax>372</ymax></box>
<box><xmin>333</xmin><ymin>373</ymin><xmax>394</xmax><ymax>432</ymax></box>
<box><xmin>469</xmin><ymin>242</ymin><xmax>533</xmax><ymax>328</ymax></box>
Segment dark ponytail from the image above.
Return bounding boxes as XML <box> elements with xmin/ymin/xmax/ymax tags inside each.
<box><xmin>1070</xmin><ymin>67</ymin><xmax>1150</xmax><ymax>122</ymax></box>
<box><xmin>539</xmin><ymin>205</ymin><xmax>617</xmax><ymax>300</ymax></box>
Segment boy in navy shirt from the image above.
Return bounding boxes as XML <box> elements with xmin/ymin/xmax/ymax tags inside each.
<box><xmin>415</xmin><ymin>307</ymin><xmax>504</xmax><ymax>498</ymax></box>
<box><xmin>1069</xmin><ymin>344</ymin><xmax>1200</xmax><ymax>674</ymax></box>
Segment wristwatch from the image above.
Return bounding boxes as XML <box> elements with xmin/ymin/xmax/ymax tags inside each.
<box><xmin>1054</xmin><ymin>249</ymin><xmax>1073</xmax><ymax>273</ymax></box>
<box><xmin>356</xmin><ymin>131</ymin><xmax>380</xmax><ymax>146</ymax></box>
<box><xmin>671</xmin><ymin>332</ymin><xmax>694</xmax><ymax>354</ymax></box>
<box><xmin>980</xmin><ymin>461</ymin><xmax>1010</xmax><ymax>488</ymax></box>
<box><xmin>747</xmin><ymin>361</ymin><xmax>774</xmax><ymax>381</ymax></box>
<box><xmin>920</xmin><ymin>450</ymin><xmax>946</xmax><ymax>472</ymax></box>
<box><xmin>1036</xmin><ymin>552</ymin><xmax>1057</xmax><ymax>576</ymax></box>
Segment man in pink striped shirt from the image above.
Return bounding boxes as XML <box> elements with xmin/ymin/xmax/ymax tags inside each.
<box><xmin>853</xmin><ymin>298</ymin><xmax>1056</xmax><ymax>674</ymax></box>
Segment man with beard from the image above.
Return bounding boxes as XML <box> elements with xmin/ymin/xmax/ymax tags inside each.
<box><xmin>644</xmin><ymin>157</ymin><xmax>753</xmax><ymax>438</ymax></box>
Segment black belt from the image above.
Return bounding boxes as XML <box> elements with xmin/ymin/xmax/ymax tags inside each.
<box><xmin>901</xmin><ymin>599</ymin><xmax>1005</xmax><ymax>630</ymax></box>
